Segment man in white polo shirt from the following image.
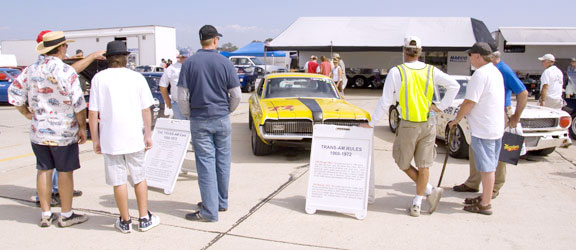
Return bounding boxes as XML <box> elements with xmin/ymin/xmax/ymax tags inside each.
<box><xmin>449</xmin><ymin>42</ymin><xmax>504</xmax><ymax>216</ymax></box>
<box><xmin>538</xmin><ymin>54</ymin><xmax>564</xmax><ymax>109</ymax></box>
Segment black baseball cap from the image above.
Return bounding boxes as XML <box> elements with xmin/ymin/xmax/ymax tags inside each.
<box><xmin>199</xmin><ymin>25</ymin><xmax>223</xmax><ymax>41</ymax></box>
<box><xmin>466</xmin><ymin>42</ymin><xmax>493</xmax><ymax>56</ymax></box>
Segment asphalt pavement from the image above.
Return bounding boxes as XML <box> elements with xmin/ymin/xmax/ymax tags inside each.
<box><xmin>0</xmin><ymin>89</ymin><xmax>575</xmax><ymax>250</ymax></box>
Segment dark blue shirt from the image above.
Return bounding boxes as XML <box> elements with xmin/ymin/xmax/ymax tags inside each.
<box><xmin>178</xmin><ymin>49</ymin><xmax>240</xmax><ymax>119</ymax></box>
<box><xmin>496</xmin><ymin>61</ymin><xmax>526</xmax><ymax>107</ymax></box>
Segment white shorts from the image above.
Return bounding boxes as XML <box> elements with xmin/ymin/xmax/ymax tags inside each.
<box><xmin>103</xmin><ymin>150</ymin><xmax>146</xmax><ymax>186</ymax></box>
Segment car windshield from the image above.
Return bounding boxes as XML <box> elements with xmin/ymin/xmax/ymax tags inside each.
<box><xmin>264</xmin><ymin>77</ymin><xmax>340</xmax><ymax>99</ymax></box>
<box><xmin>231</xmin><ymin>58</ymin><xmax>250</xmax><ymax>65</ymax></box>
<box><xmin>135</xmin><ymin>66</ymin><xmax>151</xmax><ymax>72</ymax></box>
<box><xmin>251</xmin><ymin>58</ymin><xmax>264</xmax><ymax>65</ymax></box>
<box><xmin>436</xmin><ymin>79</ymin><xmax>468</xmax><ymax>100</ymax></box>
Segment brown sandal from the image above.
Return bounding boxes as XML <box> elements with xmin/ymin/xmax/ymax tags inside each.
<box><xmin>464</xmin><ymin>196</ymin><xmax>482</xmax><ymax>205</ymax></box>
<box><xmin>464</xmin><ymin>203</ymin><xmax>492</xmax><ymax>215</ymax></box>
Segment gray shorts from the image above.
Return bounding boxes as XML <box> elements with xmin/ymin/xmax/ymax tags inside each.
<box><xmin>103</xmin><ymin>150</ymin><xmax>146</xmax><ymax>186</ymax></box>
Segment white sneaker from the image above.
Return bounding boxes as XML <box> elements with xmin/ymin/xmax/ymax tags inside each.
<box><xmin>138</xmin><ymin>211</ymin><xmax>160</xmax><ymax>232</ymax></box>
<box><xmin>427</xmin><ymin>187</ymin><xmax>444</xmax><ymax>213</ymax></box>
<box><xmin>409</xmin><ymin>205</ymin><xmax>421</xmax><ymax>217</ymax></box>
<box><xmin>114</xmin><ymin>217</ymin><xmax>132</xmax><ymax>234</ymax></box>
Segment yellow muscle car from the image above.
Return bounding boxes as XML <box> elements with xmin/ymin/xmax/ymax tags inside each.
<box><xmin>249</xmin><ymin>73</ymin><xmax>371</xmax><ymax>155</ymax></box>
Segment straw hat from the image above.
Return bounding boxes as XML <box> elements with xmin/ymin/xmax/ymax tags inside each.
<box><xmin>36</xmin><ymin>31</ymin><xmax>74</xmax><ymax>54</ymax></box>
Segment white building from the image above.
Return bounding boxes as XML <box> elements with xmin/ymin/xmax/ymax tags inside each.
<box><xmin>494</xmin><ymin>27</ymin><xmax>576</xmax><ymax>76</ymax></box>
<box><xmin>1</xmin><ymin>25</ymin><xmax>176</xmax><ymax>66</ymax></box>
<box><xmin>267</xmin><ymin>17</ymin><xmax>495</xmax><ymax>87</ymax></box>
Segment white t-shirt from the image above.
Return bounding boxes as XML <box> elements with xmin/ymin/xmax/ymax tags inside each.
<box><xmin>465</xmin><ymin>63</ymin><xmax>505</xmax><ymax>140</ymax></box>
<box><xmin>332</xmin><ymin>66</ymin><xmax>341</xmax><ymax>82</ymax></box>
<box><xmin>89</xmin><ymin>68</ymin><xmax>154</xmax><ymax>155</ymax></box>
<box><xmin>159</xmin><ymin>62</ymin><xmax>182</xmax><ymax>99</ymax></box>
<box><xmin>540</xmin><ymin>65</ymin><xmax>564</xmax><ymax>100</ymax></box>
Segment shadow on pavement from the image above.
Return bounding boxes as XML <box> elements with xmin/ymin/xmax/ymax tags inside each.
<box><xmin>98</xmin><ymin>194</ymin><xmax>195</xmax><ymax>219</ymax></box>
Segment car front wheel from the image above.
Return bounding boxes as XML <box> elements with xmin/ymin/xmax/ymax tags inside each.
<box><xmin>252</xmin><ymin>128</ymin><xmax>273</xmax><ymax>155</ymax></box>
<box><xmin>389</xmin><ymin>105</ymin><xmax>400</xmax><ymax>133</ymax></box>
<box><xmin>447</xmin><ymin>125</ymin><xmax>469</xmax><ymax>158</ymax></box>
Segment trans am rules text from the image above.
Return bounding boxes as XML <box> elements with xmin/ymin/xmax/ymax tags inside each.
<box><xmin>321</xmin><ymin>145</ymin><xmax>362</xmax><ymax>157</ymax></box>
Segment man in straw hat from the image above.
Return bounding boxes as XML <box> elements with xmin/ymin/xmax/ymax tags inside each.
<box><xmin>8</xmin><ymin>31</ymin><xmax>89</xmax><ymax>227</ymax></box>
<box><xmin>361</xmin><ymin>36</ymin><xmax>459</xmax><ymax>217</ymax></box>
<box><xmin>89</xmin><ymin>41</ymin><xmax>160</xmax><ymax>233</ymax></box>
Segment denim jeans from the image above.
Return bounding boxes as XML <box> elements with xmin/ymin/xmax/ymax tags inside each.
<box><xmin>470</xmin><ymin>136</ymin><xmax>502</xmax><ymax>173</ymax></box>
<box><xmin>171</xmin><ymin>101</ymin><xmax>186</xmax><ymax>120</ymax></box>
<box><xmin>52</xmin><ymin>170</ymin><xmax>58</xmax><ymax>193</ymax></box>
<box><xmin>190</xmin><ymin>115</ymin><xmax>232</xmax><ymax>221</ymax></box>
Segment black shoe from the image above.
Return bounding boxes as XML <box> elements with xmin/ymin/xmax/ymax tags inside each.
<box><xmin>73</xmin><ymin>190</ymin><xmax>83</xmax><ymax>197</ymax></box>
<box><xmin>196</xmin><ymin>202</ymin><xmax>227</xmax><ymax>212</ymax></box>
<box><xmin>185</xmin><ymin>212</ymin><xmax>214</xmax><ymax>222</ymax></box>
<box><xmin>452</xmin><ymin>184</ymin><xmax>479</xmax><ymax>193</ymax></box>
<box><xmin>50</xmin><ymin>193</ymin><xmax>61</xmax><ymax>207</ymax></box>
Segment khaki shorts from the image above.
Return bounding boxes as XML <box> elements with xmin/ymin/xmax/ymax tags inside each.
<box><xmin>393</xmin><ymin>120</ymin><xmax>436</xmax><ymax>170</ymax></box>
<box><xmin>103</xmin><ymin>150</ymin><xmax>146</xmax><ymax>186</ymax></box>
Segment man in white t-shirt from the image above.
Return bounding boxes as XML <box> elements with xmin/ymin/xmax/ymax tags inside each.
<box><xmin>538</xmin><ymin>54</ymin><xmax>564</xmax><ymax>109</ymax></box>
<box><xmin>88</xmin><ymin>41</ymin><xmax>160</xmax><ymax>233</ymax></box>
<box><xmin>160</xmin><ymin>49</ymin><xmax>189</xmax><ymax>119</ymax></box>
<box><xmin>449</xmin><ymin>42</ymin><xmax>504</xmax><ymax>216</ymax></box>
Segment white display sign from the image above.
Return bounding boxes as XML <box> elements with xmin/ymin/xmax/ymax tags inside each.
<box><xmin>305</xmin><ymin>124</ymin><xmax>373</xmax><ymax>220</ymax></box>
<box><xmin>144</xmin><ymin>118</ymin><xmax>190</xmax><ymax>194</ymax></box>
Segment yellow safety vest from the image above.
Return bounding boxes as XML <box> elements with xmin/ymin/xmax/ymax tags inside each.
<box><xmin>397</xmin><ymin>64</ymin><xmax>434</xmax><ymax>122</ymax></box>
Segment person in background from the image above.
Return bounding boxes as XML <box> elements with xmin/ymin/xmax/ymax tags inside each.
<box><xmin>304</xmin><ymin>55</ymin><xmax>319</xmax><ymax>74</ymax></box>
<box><xmin>177</xmin><ymin>25</ymin><xmax>241</xmax><ymax>222</ymax></box>
<box><xmin>333</xmin><ymin>53</ymin><xmax>347</xmax><ymax>90</ymax></box>
<box><xmin>453</xmin><ymin>50</ymin><xmax>528</xmax><ymax>199</ymax></box>
<box><xmin>89</xmin><ymin>41</ymin><xmax>160</xmax><ymax>233</ymax></box>
<box><xmin>361</xmin><ymin>36</ymin><xmax>459</xmax><ymax>217</ymax></box>
<box><xmin>9</xmin><ymin>31</ymin><xmax>89</xmax><ymax>227</ymax></box>
<box><xmin>538</xmin><ymin>54</ymin><xmax>564</xmax><ymax>109</ymax></box>
<box><xmin>449</xmin><ymin>42</ymin><xmax>505</xmax><ymax>216</ymax></box>
<box><xmin>166</xmin><ymin>59</ymin><xmax>173</xmax><ymax>68</ymax></box>
<box><xmin>160</xmin><ymin>49</ymin><xmax>189</xmax><ymax>120</ymax></box>
<box><xmin>320</xmin><ymin>56</ymin><xmax>332</xmax><ymax>77</ymax></box>
<box><xmin>565</xmin><ymin>58</ymin><xmax>576</xmax><ymax>98</ymax></box>
<box><xmin>330</xmin><ymin>58</ymin><xmax>343</xmax><ymax>93</ymax></box>
<box><xmin>74</xmin><ymin>49</ymin><xmax>83</xmax><ymax>58</ymax></box>
<box><xmin>161</xmin><ymin>58</ymin><xmax>167</xmax><ymax>68</ymax></box>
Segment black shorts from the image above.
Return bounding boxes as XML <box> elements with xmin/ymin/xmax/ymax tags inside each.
<box><xmin>31</xmin><ymin>143</ymin><xmax>81</xmax><ymax>172</ymax></box>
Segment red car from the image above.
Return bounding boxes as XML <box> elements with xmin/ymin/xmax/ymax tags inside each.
<box><xmin>37</xmin><ymin>87</ymin><xmax>53</xmax><ymax>94</ymax></box>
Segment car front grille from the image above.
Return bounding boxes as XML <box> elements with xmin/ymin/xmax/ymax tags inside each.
<box><xmin>264</xmin><ymin>120</ymin><xmax>313</xmax><ymax>135</ymax></box>
<box><xmin>323</xmin><ymin>119</ymin><xmax>368</xmax><ymax>126</ymax></box>
<box><xmin>520</xmin><ymin>118</ymin><xmax>558</xmax><ymax>129</ymax></box>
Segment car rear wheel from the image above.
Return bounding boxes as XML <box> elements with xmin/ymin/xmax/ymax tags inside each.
<box><xmin>388</xmin><ymin>105</ymin><xmax>400</xmax><ymax>133</ymax></box>
<box><xmin>252</xmin><ymin>128</ymin><xmax>273</xmax><ymax>156</ymax></box>
<box><xmin>352</xmin><ymin>76</ymin><xmax>366</xmax><ymax>88</ymax></box>
<box><xmin>447</xmin><ymin>125</ymin><xmax>469</xmax><ymax>158</ymax></box>
<box><xmin>530</xmin><ymin>147</ymin><xmax>556</xmax><ymax>156</ymax></box>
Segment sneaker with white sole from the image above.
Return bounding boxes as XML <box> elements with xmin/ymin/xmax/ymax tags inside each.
<box><xmin>114</xmin><ymin>217</ymin><xmax>132</xmax><ymax>234</ymax></box>
<box><xmin>427</xmin><ymin>187</ymin><xmax>444</xmax><ymax>213</ymax></box>
<box><xmin>409</xmin><ymin>205</ymin><xmax>421</xmax><ymax>217</ymax></box>
<box><xmin>39</xmin><ymin>213</ymin><xmax>56</xmax><ymax>227</ymax></box>
<box><xmin>57</xmin><ymin>213</ymin><xmax>88</xmax><ymax>227</ymax></box>
<box><xmin>138</xmin><ymin>211</ymin><xmax>160</xmax><ymax>232</ymax></box>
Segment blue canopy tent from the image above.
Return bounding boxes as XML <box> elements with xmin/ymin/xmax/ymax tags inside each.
<box><xmin>227</xmin><ymin>42</ymin><xmax>286</xmax><ymax>57</ymax></box>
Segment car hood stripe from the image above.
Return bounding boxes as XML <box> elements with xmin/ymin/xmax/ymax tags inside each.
<box><xmin>298</xmin><ymin>98</ymin><xmax>323</xmax><ymax>122</ymax></box>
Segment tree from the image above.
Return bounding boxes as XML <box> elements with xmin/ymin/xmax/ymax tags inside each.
<box><xmin>219</xmin><ymin>42</ymin><xmax>238</xmax><ymax>52</ymax></box>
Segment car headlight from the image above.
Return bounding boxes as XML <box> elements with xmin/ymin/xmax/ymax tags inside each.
<box><xmin>239</xmin><ymin>78</ymin><xmax>243</xmax><ymax>82</ymax></box>
<box><xmin>560</xmin><ymin>116</ymin><xmax>571</xmax><ymax>128</ymax></box>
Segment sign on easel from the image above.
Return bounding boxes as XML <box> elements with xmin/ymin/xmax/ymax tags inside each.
<box><xmin>305</xmin><ymin>124</ymin><xmax>373</xmax><ymax>220</ymax></box>
<box><xmin>144</xmin><ymin>118</ymin><xmax>191</xmax><ymax>194</ymax></box>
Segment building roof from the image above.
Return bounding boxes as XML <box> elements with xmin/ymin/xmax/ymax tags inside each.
<box><xmin>499</xmin><ymin>27</ymin><xmax>576</xmax><ymax>46</ymax></box>
<box><xmin>267</xmin><ymin>17</ymin><xmax>494</xmax><ymax>51</ymax></box>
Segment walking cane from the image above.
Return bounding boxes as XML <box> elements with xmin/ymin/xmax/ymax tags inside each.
<box><xmin>438</xmin><ymin>126</ymin><xmax>456</xmax><ymax>187</ymax></box>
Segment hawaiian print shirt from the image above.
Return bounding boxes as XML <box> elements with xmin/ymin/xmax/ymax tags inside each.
<box><xmin>8</xmin><ymin>56</ymin><xmax>86</xmax><ymax>146</ymax></box>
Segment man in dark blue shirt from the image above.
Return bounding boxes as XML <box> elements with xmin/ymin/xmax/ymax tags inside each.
<box><xmin>177</xmin><ymin>25</ymin><xmax>241</xmax><ymax>222</ymax></box>
<box><xmin>453</xmin><ymin>51</ymin><xmax>528</xmax><ymax>198</ymax></box>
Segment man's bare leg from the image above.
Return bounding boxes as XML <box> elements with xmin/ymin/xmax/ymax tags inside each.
<box><xmin>37</xmin><ymin>169</ymin><xmax>54</xmax><ymax>212</ymax></box>
<box><xmin>114</xmin><ymin>184</ymin><xmax>130</xmax><ymax>221</ymax></box>
<box><xmin>134</xmin><ymin>180</ymin><xmax>149</xmax><ymax>218</ymax></box>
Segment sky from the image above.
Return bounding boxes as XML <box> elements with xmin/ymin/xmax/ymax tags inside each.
<box><xmin>1</xmin><ymin>0</ymin><xmax>574</xmax><ymax>51</ymax></box>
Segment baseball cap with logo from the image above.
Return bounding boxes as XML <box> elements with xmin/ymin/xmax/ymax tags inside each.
<box><xmin>199</xmin><ymin>25</ymin><xmax>223</xmax><ymax>41</ymax></box>
<box><xmin>404</xmin><ymin>36</ymin><xmax>422</xmax><ymax>49</ymax></box>
<box><xmin>538</xmin><ymin>54</ymin><xmax>555</xmax><ymax>62</ymax></box>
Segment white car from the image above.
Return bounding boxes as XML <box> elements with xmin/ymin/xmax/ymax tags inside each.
<box><xmin>389</xmin><ymin>75</ymin><xmax>572</xmax><ymax>158</ymax></box>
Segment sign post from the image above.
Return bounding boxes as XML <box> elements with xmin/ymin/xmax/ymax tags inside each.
<box><xmin>305</xmin><ymin>124</ymin><xmax>373</xmax><ymax>219</ymax></box>
<box><xmin>144</xmin><ymin>118</ymin><xmax>190</xmax><ymax>194</ymax></box>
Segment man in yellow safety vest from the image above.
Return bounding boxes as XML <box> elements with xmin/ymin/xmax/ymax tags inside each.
<box><xmin>361</xmin><ymin>36</ymin><xmax>460</xmax><ymax>216</ymax></box>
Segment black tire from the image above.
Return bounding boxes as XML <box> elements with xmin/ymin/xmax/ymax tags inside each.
<box><xmin>251</xmin><ymin>128</ymin><xmax>273</xmax><ymax>156</ymax></box>
<box><xmin>570</xmin><ymin>114</ymin><xmax>576</xmax><ymax>139</ymax></box>
<box><xmin>530</xmin><ymin>147</ymin><xmax>556</xmax><ymax>156</ymax></box>
<box><xmin>241</xmin><ymin>85</ymin><xmax>249</xmax><ymax>93</ymax></box>
<box><xmin>248</xmin><ymin>111</ymin><xmax>253</xmax><ymax>130</ymax></box>
<box><xmin>447</xmin><ymin>125</ymin><xmax>469</xmax><ymax>159</ymax></box>
<box><xmin>388</xmin><ymin>106</ymin><xmax>400</xmax><ymax>133</ymax></box>
<box><xmin>352</xmin><ymin>76</ymin><xmax>366</xmax><ymax>88</ymax></box>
